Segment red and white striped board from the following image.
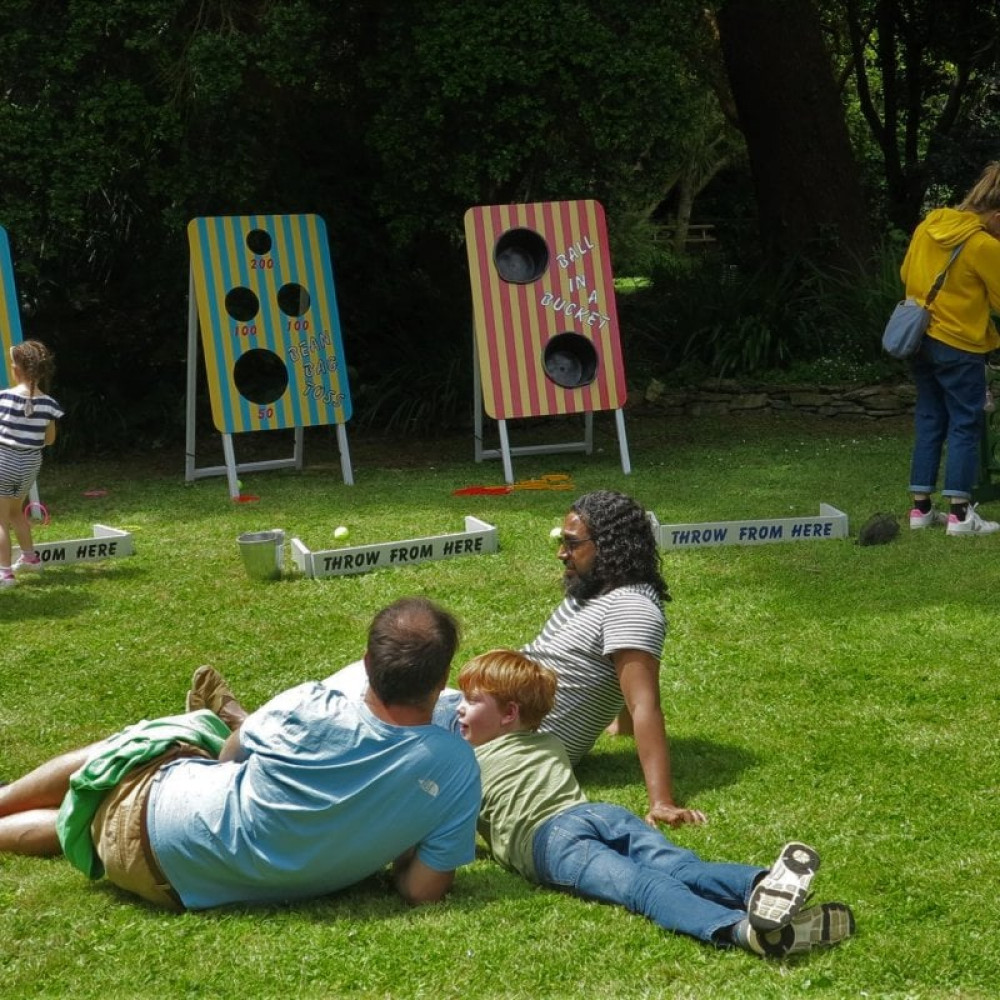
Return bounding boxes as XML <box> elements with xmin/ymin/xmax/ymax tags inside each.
<box><xmin>463</xmin><ymin>200</ymin><xmax>632</xmax><ymax>481</ymax></box>
<box><xmin>464</xmin><ymin>199</ymin><xmax>626</xmax><ymax>419</ymax></box>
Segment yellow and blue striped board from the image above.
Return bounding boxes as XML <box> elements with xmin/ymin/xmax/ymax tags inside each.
<box><xmin>0</xmin><ymin>226</ymin><xmax>24</xmax><ymax>386</ymax></box>
<box><xmin>188</xmin><ymin>214</ymin><xmax>352</xmax><ymax>434</ymax></box>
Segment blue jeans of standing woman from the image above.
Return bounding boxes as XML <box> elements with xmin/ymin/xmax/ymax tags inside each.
<box><xmin>532</xmin><ymin>802</ymin><xmax>762</xmax><ymax>944</ymax></box>
<box><xmin>909</xmin><ymin>337</ymin><xmax>987</xmax><ymax>500</ymax></box>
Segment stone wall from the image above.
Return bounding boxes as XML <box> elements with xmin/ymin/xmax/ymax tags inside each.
<box><xmin>638</xmin><ymin>378</ymin><xmax>915</xmax><ymax>419</ymax></box>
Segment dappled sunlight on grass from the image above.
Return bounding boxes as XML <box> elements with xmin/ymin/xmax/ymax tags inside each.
<box><xmin>3</xmin><ymin>413</ymin><xmax>1000</xmax><ymax>997</ymax></box>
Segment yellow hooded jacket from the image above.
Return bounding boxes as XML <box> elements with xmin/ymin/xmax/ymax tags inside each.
<box><xmin>900</xmin><ymin>207</ymin><xmax>1000</xmax><ymax>354</ymax></box>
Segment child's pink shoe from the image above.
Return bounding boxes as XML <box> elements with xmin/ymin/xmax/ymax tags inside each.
<box><xmin>13</xmin><ymin>552</ymin><xmax>42</xmax><ymax>573</ymax></box>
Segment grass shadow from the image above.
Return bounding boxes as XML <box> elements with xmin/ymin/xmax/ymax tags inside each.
<box><xmin>0</xmin><ymin>564</ymin><xmax>147</xmax><ymax>623</ymax></box>
<box><xmin>578</xmin><ymin>735</ymin><xmax>758</xmax><ymax>802</ymax></box>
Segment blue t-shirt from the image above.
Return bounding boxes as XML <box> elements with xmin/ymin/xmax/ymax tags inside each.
<box><xmin>146</xmin><ymin>682</ymin><xmax>481</xmax><ymax>910</ymax></box>
<box><xmin>322</xmin><ymin>659</ymin><xmax>463</xmax><ymax>734</ymax></box>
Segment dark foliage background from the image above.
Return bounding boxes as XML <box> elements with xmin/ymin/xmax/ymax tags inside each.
<box><xmin>0</xmin><ymin>0</ymin><xmax>997</xmax><ymax>455</ymax></box>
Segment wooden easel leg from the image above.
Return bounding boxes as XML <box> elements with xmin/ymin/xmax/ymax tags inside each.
<box><xmin>222</xmin><ymin>434</ymin><xmax>240</xmax><ymax>499</ymax></box>
<box><xmin>615</xmin><ymin>408</ymin><xmax>632</xmax><ymax>475</ymax></box>
<box><xmin>336</xmin><ymin>423</ymin><xmax>354</xmax><ymax>485</ymax></box>
<box><xmin>473</xmin><ymin>333</ymin><xmax>485</xmax><ymax>463</ymax></box>
<box><xmin>184</xmin><ymin>268</ymin><xmax>199</xmax><ymax>483</ymax></box>
<box><xmin>497</xmin><ymin>420</ymin><xmax>515</xmax><ymax>484</ymax></box>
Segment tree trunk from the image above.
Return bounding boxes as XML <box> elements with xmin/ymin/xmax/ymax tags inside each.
<box><xmin>673</xmin><ymin>172</ymin><xmax>696</xmax><ymax>253</ymax></box>
<box><xmin>716</xmin><ymin>0</ymin><xmax>872</xmax><ymax>267</ymax></box>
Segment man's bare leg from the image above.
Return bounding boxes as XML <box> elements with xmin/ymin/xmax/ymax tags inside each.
<box><xmin>0</xmin><ymin>745</ymin><xmax>96</xmax><ymax>817</ymax></box>
<box><xmin>0</xmin><ymin>810</ymin><xmax>62</xmax><ymax>855</ymax></box>
<box><xmin>0</xmin><ymin>743</ymin><xmax>102</xmax><ymax>856</ymax></box>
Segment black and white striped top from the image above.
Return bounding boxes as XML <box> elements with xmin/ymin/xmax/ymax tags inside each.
<box><xmin>0</xmin><ymin>389</ymin><xmax>63</xmax><ymax>450</ymax></box>
<box><xmin>522</xmin><ymin>583</ymin><xmax>666</xmax><ymax>764</ymax></box>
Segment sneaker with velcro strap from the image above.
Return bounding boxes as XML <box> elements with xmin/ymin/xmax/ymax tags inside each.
<box><xmin>748</xmin><ymin>841</ymin><xmax>820</xmax><ymax>932</ymax></box>
<box><xmin>13</xmin><ymin>552</ymin><xmax>43</xmax><ymax>572</ymax></box>
<box><xmin>747</xmin><ymin>902</ymin><xmax>855</xmax><ymax>959</ymax></box>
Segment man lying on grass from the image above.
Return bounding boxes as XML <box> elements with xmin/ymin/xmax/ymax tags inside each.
<box><xmin>456</xmin><ymin>649</ymin><xmax>855</xmax><ymax>959</ymax></box>
<box><xmin>0</xmin><ymin>598</ymin><xmax>480</xmax><ymax>911</ymax></box>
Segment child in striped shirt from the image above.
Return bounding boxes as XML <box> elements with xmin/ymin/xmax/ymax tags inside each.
<box><xmin>0</xmin><ymin>340</ymin><xmax>63</xmax><ymax>587</ymax></box>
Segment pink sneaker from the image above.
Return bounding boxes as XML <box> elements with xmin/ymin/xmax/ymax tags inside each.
<box><xmin>13</xmin><ymin>551</ymin><xmax>42</xmax><ymax>573</ymax></box>
<box><xmin>909</xmin><ymin>507</ymin><xmax>948</xmax><ymax>529</ymax></box>
<box><xmin>946</xmin><ymin>505</ymin><xmax>1000</xmax><ymax>536</ymax></box>
<box><xmin>0</xmin><ymin>571</ymin><xmax>16</xmax><ymax>588</ymax></box>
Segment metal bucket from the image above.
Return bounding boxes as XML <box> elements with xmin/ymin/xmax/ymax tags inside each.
<box><xmin>237</xmin><ymin>529</ymin><xmax>285</xmax><ymax>581</ymax></box>
<box><xmin>543</xmin><ymin>333</ymin><xmax>598</xmax><ymax>388</ymax></box>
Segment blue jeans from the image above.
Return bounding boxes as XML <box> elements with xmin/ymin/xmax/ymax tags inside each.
<box><xmin>532</xmin><ymin>803</ymin><xmax>762</xmax><ymax>944</ymax></box>
<box><xmin>909</xmin><ymin>337</ymin><xmax>987</xmax><ymax>500</ymax></box>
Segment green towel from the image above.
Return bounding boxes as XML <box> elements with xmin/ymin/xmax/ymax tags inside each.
<box><xmin>56</xmin><ymin>710</ymin><xmax>231</xmax><ymax>878</ymax></box>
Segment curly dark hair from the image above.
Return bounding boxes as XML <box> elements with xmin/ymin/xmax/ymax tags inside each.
<box><xmin>571</xmin><ymin>490</ymin><xmax>670</xmax><ymax>601</ymax></box>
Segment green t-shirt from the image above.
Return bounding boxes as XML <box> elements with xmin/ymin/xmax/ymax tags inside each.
<box><xmin>474</xmin><ymin>730</ymin><xmax>589</xmax><ymax>882</ymax></box>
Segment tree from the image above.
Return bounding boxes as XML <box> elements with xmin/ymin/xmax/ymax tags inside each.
<box><xmin>360</xmin><ymin>0</ymin><xmax>709</xmax><ymax>244</ymax></box>
<box><xmin>0</xmin><ymin>0</ymin><xmax>379</xmax><ymax>446</ymax></box>
<box><xmin>714</xmin><ymin>0</ymin><xmax>871</xmax><ymax>266</ymax></box>
<box><xmin>838</xmin><ymin>0</ymin><xmax>1000</xmax><ymax>232</ymax></box>
<box><xmin>0</xmin><ymin>0</ymin><xmax>797</xmax><ymax>443</ymax></box>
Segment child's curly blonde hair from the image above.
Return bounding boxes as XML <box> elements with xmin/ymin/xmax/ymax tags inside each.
<box><xmin>458</xmin><ymin>650</ymin><xmax>557</xmax><ymax>731</ymax></box>
<box><xmin>10</xmin><ymin>340</ymin><xmax>55</xmax><ymax>395</ymax></box>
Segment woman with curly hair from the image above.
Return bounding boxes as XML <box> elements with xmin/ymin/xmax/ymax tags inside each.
<box><xmin>522</xmin><ymin>490</ymin><xmax>705</xmax><ymax>829</ymax></box>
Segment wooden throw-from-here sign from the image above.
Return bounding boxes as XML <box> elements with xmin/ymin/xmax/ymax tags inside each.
<box><xmin>11</xmin><ymin>525</ymin><xmax>134</xmax><ymax>566</ymax></box>
<box><xmin>291</xmin><ymin>517</ymin><xmax>498</xmax><ymax>578</ymax></box>
<box><xmin>655</xmin><ymin>504</ymin><xmax>849</xmax><ymax>550</ymax></box>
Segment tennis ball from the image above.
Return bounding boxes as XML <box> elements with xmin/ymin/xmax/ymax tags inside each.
<box><xmin>334</xmin><ymin>525</ymin><xmax>349</xmax><ymax>540</ymax></box>
<box><xmin>549</xmin><ymin>526</ymin><xmax>563</xmax><ymax>540</ymax></box>
<box><xmin>236</xmin><ymin>479</ymin><xmax>244</xmax><ymax>489</ymax></box>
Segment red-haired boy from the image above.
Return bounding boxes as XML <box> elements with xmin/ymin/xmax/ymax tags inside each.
<box><xmin>457</xmin><ymin>650</ymin><xmax>854</xmax><ymax>958</ymax></box>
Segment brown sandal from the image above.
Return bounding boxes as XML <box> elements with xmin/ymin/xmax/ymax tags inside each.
<box><xmin>185</xmin><ymin>665</ymin><xmax>247</xmax><ymax>731</ymax></box>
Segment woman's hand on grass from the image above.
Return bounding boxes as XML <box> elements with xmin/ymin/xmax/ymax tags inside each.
<box><xmin>645</xmin><ymin>803</ymin><xmax>708</xmax><ymax>828</ymax></box>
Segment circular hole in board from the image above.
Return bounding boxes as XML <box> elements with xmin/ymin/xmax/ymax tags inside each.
<box><xmin>277</xmin><ymin>282</ymin><xmax>311</xmax><ymax>317</ymax></box>
<box><xmin>245</xmin><ymin>229</ymin><xmax>273</xmax><ymax>255</ymax></box>
<box><xmin>542</xmin><ymin>333</ymin><xmax>598</xmax><ymax>388</ymax></box>
<box><xmin>225</xmin><ymin>286</ymin><xmax>260</xmax><ymax>323</ymax></box>
<box><xmin>493</xmin><ymin>227</ymin><xmax>549</xmax><ymax>283</ymax></box>
<box><xmin>233</xmin><ymin>348</ymin><xmax>289</xmax><ymax>405</ymax></box>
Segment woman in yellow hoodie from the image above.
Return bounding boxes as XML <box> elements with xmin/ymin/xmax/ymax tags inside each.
<box><xmin>903</xmin><ymin>162</ymin><xmax>1000</xmax><ymax>535</ymax></box>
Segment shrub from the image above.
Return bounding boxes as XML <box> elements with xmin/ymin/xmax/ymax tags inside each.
<box><xmin>619</xmin><ymin>235</ymin><xmax>907</xmax><ymax>384</ymax></box>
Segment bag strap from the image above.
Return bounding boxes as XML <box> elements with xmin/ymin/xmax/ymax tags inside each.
<box><xmin>924</xmin><ymin>241</ymin><xmax>967</xmax><ymax>306</ymax></box>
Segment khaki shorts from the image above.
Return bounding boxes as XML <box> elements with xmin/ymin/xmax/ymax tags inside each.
<box><xmin>90</xmin><ymin>745</ymin><xmax>212</xmax><ymax>912</ymax></box>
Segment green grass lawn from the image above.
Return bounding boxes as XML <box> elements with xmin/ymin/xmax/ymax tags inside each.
<box><xmin>2</xmin><ymin>411</ymin><xmax>999</xmax><ymax>999</ymax></box>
